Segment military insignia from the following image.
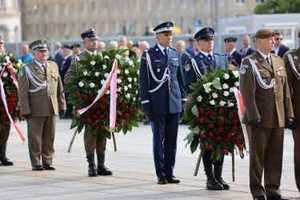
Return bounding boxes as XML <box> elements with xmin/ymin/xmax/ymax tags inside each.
<box><xmin>157</xmin><ymin>68</ymin><xmax>160</xmax><ymax>73</ymax></box>
<box><xmin>239</xmin><ymin>63</ymin><xmax>248</xmax><ymax>75</ymax></box>
<box><xmin>184</xmin><ymin>64</ymin><xmax>191</xmax><ymax>71</ymax></box>
<box><xmin>155</xmin><ymin>48</ymin><xmax>159</xmax><ymax>51</ymax></box>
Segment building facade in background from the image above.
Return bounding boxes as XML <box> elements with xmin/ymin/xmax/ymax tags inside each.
<box><xmin>21</xmin><ymin>0</ymin><xmax>265</xmax><ymax>41</ymax></box>
<box><xmin>0</xmin><ymin>0</ymin><xmax>21</xmax><ymax>42</ymax></box>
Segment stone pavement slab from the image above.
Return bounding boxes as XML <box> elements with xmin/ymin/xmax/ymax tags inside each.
<box><xmin>0</xmin><ymin>119</ymin><xmax>299</xmax><ymax>200</ymax></box>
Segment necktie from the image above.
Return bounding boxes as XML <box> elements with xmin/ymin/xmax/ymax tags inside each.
<box><xmin>208</xmin><ymin>54</ymin><xmax>213</xmax><ymax>62</ymax></box>
<box><xmin>164</xmin><ymin>48</ymin><xmax>168</xmax><ymax>66</ymax></box>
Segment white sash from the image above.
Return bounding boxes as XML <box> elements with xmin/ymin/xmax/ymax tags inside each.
<box><xmin>249</xmin><ymin>58</ymin><xmax>275</xmax><ymax>90</ymax></box>
<box><xmin>24</xmin><ymin>66</ymin><xmax>47</xmax><ymax>93</ymax></box>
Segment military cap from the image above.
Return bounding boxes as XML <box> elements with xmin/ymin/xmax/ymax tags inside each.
<box><xmin>224</xmin><ymin>37</ymin><xmax>237</xmax><ymax>43</ymax></box>
<box><xmin>81</xmin><ymin>28</ymin><xmax>99</xmax><ymax>40</ymax></box>
<box><xmin>71</xmin><ymin>43</ymin><xmax>81</xmax><ymax>48</ymax></box>
<box><xmin>255</xmin><ymin>28</ymin><xmax>274</xmax><ymax>39</ymax></box>
<box><xmin>29</xmin><ymin>39</ymin><xmax>48</xmax><ymax>51</ymax></box>
<box><xmin>62</xmin><ymin>44</ymin><xmax>72</xmax><ymax>49</ymax></box>
<box><xmin>153</xmin><ymin>21</ymin><xmax>174</xmax><ymax>34</ymax></box>
<box><xmin>194</xmin><ymin>27</ymin><xmax>215</xmax><ymax>41</ymax></box>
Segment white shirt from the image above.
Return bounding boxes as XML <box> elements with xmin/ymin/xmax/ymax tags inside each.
<box><xmin>34</xmin><ymin>59</ymin><xmax>47</xmax><ymax>69</ymax></box>
<box><xmin>257</xmin><ymin>50</ymin><xmax>271</xmax><ymax>63</ymax></box>
<box><xmin>157</xmin><ymin>43</ymin><xmax>169</xmax><ymax>55</ymax></box>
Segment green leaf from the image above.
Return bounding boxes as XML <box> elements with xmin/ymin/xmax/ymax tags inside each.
<box><xmin>190</xmin><ymin>139</ymin><xmax>199</xmax><ymax>153</ymax></box>
<box><xmin>191</xmin><ymin>105</ymin><xmax>199</xmax><ymax>117</ymax></box>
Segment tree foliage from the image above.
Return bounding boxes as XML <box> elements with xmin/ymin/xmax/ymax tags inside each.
<box><xmin>255</xmin><ymin>0</ymin><xmax>300</xmax><ymax>14</ymax></box>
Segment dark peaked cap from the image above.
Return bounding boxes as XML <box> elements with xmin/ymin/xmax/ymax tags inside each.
<box><xmin>29</xmin><ymin>39</ymin><xmax>48</xmax><ymax>51</ymax></box>
<box><xmin>194</xmin><ymin>27</ymin><xmax>215</xmax><ymax>40</ymax></box>
<box><xmin>153</xmin><ymin>21</ymin><xmax>174</xmax><ymax>34</ymax></box>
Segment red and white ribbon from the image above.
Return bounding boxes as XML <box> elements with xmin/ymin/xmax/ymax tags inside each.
<box><xmin>77</xmin><ymin>59</ymin><xmax>118</xmax><ymax>130</ymax></box>
<box><xmin>0</xmin><ymin>78</ymin><xmax>25</xmax><ymax>144</ymax></box>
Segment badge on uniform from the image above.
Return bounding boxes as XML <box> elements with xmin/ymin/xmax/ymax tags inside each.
<box><xmin>157</xmin><ymin>68</ymin><xmax>161</xmax><ymax>73</ymax></box>
<box><xmin>184</xmin><ymin>64</ymin><xmax>191</xmax><ymax>71</ymax></box>
<box><xmin>239</xmin><ymin>63</ymin><xmax>248</xmax><ymax>75</ymax></box>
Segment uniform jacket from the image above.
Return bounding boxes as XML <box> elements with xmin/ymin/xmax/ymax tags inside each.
<box><xmin>283</xmin><ymin>48</ymin><xmax>300</xmax><ymax>124</ymax></box>
<box><xmin>183</xmin><ymin>51</ymin><xmax>227</xmax><ymax>93</ymax></box>
<box><xmin>240</xmin><ymin>51</ymin><xmax>294</xmax><ymax>128</ymax></box>
<box><xmin>239</xmin><ymin>47</ymin><xmax>256</xmax><ymax>58</ymax></box>
<box><xmin>228</xmin><ymin>50</ymin><xmax>242</xmax><ymax>67</ymax></box>
<box><xmin>139</xmin><ymin>44</ymin><xmax>186</xmax><ymax>116</ymax></box>
<box><xmin>18</xmin><ymin>60</ymin><xmax>66</xmax><ymax>116</ymax></box>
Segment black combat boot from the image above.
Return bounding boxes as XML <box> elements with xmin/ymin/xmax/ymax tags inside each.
<box><xmin>87</xmin><ymin>154</ymin><xmax>97</xmax><ymax>177</ymax></box>
<box><xmin>203</xmin><ymin>151</ymin><xmax>223</xmax><ymax>190</ymax></box>
<box><xmin>0</xmin><ymin>144</ymin><xmax>13</xmax><ymax>166</ymax></box>
<box><xmin>97</xmin><ymin>153</ymin><xmax>112</xmax><ymax>176</ymax></box>
<box><xmin>214</xmin><ymin>157</ymin><xmax>230</xmax><ymax>190</ymax></box>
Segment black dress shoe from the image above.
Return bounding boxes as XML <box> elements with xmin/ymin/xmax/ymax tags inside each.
<box><xmin>216</xmin><ymin>178</ymin><xmax>230</xmax><ymax>190</ymax></box>
<box><xmin>43</xmin><ymin>164</ymin><xmax>56</xmax><ymax>170</ymax></box>
<box><xmin>166</xmin><ymin>177</ymin><xmax>180</xmax><ymax>184</ymax></box>
<box><xmin>267</xmin><ymin>195</ymin><xmax>287</xmax><ymax>200</ymax></box>
<box><xmin>206</xmin><ymin>178</ymin><xmax>224</xmax><ymax>190</ymax></box>
<box><xmin>88</xmin><ymin>168</ymin><xmax>97</xmax><ymax>177</ymax></box>
<box><xmin>97</xmin><ymin>167</ymin><xmax>112</xmax><ymax>176</ymax></box>
<box><xmin>0</xmin><ymin>158</ymin><xmax>13</xmax><ymax>166</ymax></box>
<box><xmin>157</xmin><ymin>177</ymin><xmax>168</xmax><ymax>185</ymax></box>
<box><xmin>32</xmin><ymin>165</ymin><xmax>43</xmax><ymax>171</ymax></box>
<box><xmin>253</xmin><ymin>196</ymin><xmax>266</xmax><ymax>200</ymax></box>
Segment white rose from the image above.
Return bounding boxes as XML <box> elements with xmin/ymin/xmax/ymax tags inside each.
<box><xmin>90</xmin><ymin>60</ymin><xmax>96</xmax><ymax>66</ymax></box>
<box><xmin>209</xmin><ymin>100</ymin><xmax>215</xmax><ymax>105</ymax></box>
<box><xmin>117</xmin><ymin>79</ymin><xmax>122</xmax><ymax>83</ymax></box>
<box><xmin>104</xmin><ymin>73</ymin><xmax>109</xmax><ymax>78</ymax></box>
<box><xmin>115</xmin><ymin>54</ymin><xmax>122</xmax><ymax>59</ymax></box>
<box><xmin>104</xmin><ymin>55</ymin><xmax>110</xmax><ymax>59</ymax></box>
<box><xmin>197</xmin><ymin>96</ymin><xmax>202</xmax><ymax>102</ymax></box>
<box><xmin>78</xmin><ymin>81</ymin><xmax>84</xmax><ymax>87</ymax></box>
<box><xmin>117</xmin><ymin>87</ymin><xmax>121</xmax><ymax>92</ymax></box>
<box><xmin>227</xmin><ymin>101</ymin><xmax>234</xmax><ymax>107</ymax></box>
<box><xmin>223</xmin><ymin>91</ymin><xmax>230</xmax><ymax>97</ymax></box>
<box><xmin>95</xmin><ymin>72</ymin><xmax>100</xmax><ymax>77</ymax></box>
<box><xmin>219</xmin><ymin>101</ymin><xmax>226</xmax><ymax>106</ymax></box>
<box><xmin>212</xmin><ymin>92</ymin><xmax>218</xmax><ymax>99</ymax></box>
<box><xmin>133</xmin><ymin>97</ymin><xmax>136</xmax><ymax>101</ymax></box>
<box><xmin>128</xmin><ymin>84</ymin><xmax>132</xmax><ymax>89</ymax></box>
<box><xmin>134</xmin><ymin>78</ymin><xmax>137</xmax><ymax>82</ymax></box>
<box><xmin>135</xmin><ymin>90</ymin><xmax>138</xmax><ymax>94</ymax></box>
<box><xmin>126</xmin><ymin>93</ymin><xmax>131</xmax><ymax>99</ymax></box>
<box><xmin>124</xmin><ymin>86</ymin><xmax>128</xmax><ymax>91</ymax></box>
<box><xmin>2</xmin><ymin>72</ymin><xmax>8</xmax><ymax>78</ymax></box>
<box><xmin>125</xmin><ymin>57</ymin><xmax>130</xmax><ymax>62</ymax></box>
<box><xmin>102</xmin><ymin>64</ymin><xmax>107</xmax><ymax>70</ymax></box>
<box><xmin>229</xmin><ymin>87</ymin><xmax>235</xmax><ymax>93</ymax></box>
<box><xmin>205</xmin><ymin>88</ymin><xmax>212</xmax><ymax>93</ymax></box>
<box><xmin>203</xmin><ymin>82</ymin><xmax>212</xmax><ymax>93</ymax></box>
<box><xmin>128</xmin><ymin>77</ymin><xmax>132</xmax><ymax>82</ymax></box>
<box><xmin>235</xmin><ymin>81</ymin><xmax>239</xmax><ymax>87</ymax></box>
<box><xmin>223</xmin><ymin>73</ymin><xmax>230</xmax><ymax>80</ymax></box>
<box><xmin>222</xmin><ymin>83</ymin><xmax>229</xmax><ymax>89</ymax></box>
<box><xmin>83</xmin><ymin>71</ymin><xmax>88</xmax><ymax>76</ymax></box>
<box><xmin>125</xmin><ymin>69</ymin><xmax>129</xmax><ymax>74</ymax></box>
<box><xmin>128</xmin><ymin>60</ymin><xmax>134</xmax><ymax>66</ymax></box>
<box><xmin>232</xmin><ymin>71</ymin><xmax>239</xmax><ymax>78</ymax></box>
<box><xmin>89</xmin><ymin>82</ymin><xmax>95</xmax><ymax>88</ymax></box>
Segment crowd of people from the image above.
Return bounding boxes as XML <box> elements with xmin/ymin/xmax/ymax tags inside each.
<box><xmin>0</xmin><ymin>20</ymin><xmax>298</xmax><ymax>200</ymax></box>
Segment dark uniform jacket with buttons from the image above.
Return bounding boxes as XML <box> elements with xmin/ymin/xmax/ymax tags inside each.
<box><xmin>284</xmin><ymin>48</ymin><xmax>300</xmax><ymax>124</ymax></box>
<box><xmin>139</xmin><ymin>44</ymin><xmax>186</xmax><ymax>116</ymax></box>
<box><xmin>240</xmin><ymin>51</ymin><xmax>294</xmax><ymax>128</ymax></box>
<box><xmin>18</xmin><ymin>60</ymin><xmax>66</xmax><ymax>116</ymax></box>
<box><xmin>183</xmin><ymin>51</ymin><xmax>227</xmax><ymax>93</ymax></box>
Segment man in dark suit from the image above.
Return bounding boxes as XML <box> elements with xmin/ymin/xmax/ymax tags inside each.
<box><xmin>139</xmin><ymin>21</ymin><xmax>186</xmax><ymax>185</ymax></box>
<box><xmin>239</xmin><ymin>34</ymin><xmax>256</xmax><ymax>58</ymax></box>
<box><xmin>272</xmin><ymin>32</ymin><xmax>289</xmax><ymax>58</ymax></box>
<box><xmin>224</xmin><ymin>37</ymin><xmax>242</xmax><ymax>69</ymax></box>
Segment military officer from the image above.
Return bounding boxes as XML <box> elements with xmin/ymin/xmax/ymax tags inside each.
<box><xmin>139</xmin><ymin>21</ymin><xmax>186</xmax><ymax>184</ymax></box>
<box><xmin>183</xmin><ymin>27</ymin><xmax>229</xmax><ymax>190</ymax></box>
<box><xmin>240</xmin><ymin>29</ymin><xmax>294</xmax><ymax>200</ymax></box>
<box><xmin>17</xmin><ymin>40</ymin><xmax>66</xmax><ymax>170</ymax></box>
<box><xmin>64</xmin><ymin>28</ymin><xmax>112</xmax><ymax>177</ymax></box>
<box><xmin>0</xmin><ymin>37</ymin><xmax>14</xmax><ymax>166</ymax></box>
<box><xmin>224</xmin><ymin>37</ymin><xmax>242</xmax><ymax>69</ymax></box>
<box><xmin>283</xmin><ymin>30</ymin><xmax>300</xmax><ymax>192</ymax></box>
<box><xmin>183</xmin><ymin>27</ymin><xmax>227</xmax><ymax>94</ymax></box>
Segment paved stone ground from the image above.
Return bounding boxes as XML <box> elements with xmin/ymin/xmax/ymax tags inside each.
<box><xmin>0</xmin><ymin>119</ymin><xmax>299</xmax><ymax>200</ymax></box>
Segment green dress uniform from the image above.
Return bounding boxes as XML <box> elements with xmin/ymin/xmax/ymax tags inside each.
<box><xmin>283</xmin><ymin>47</ymin><xmax>300</xmax><ymax>191</ymax></box>
<box><xmin>18</xmin><ymin>40</ymin><xmax>66</xmax><ymax>170</ymax></box>
<box><xmin>240</xmin><ymin>49</ymin><xmax>294</xmax><ymax>199</ymax></box>
<box><xmin>64</xmin><ymin>28</ymin><xmax>112</xmax><ymax>177</ymax></box>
